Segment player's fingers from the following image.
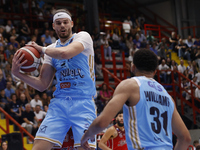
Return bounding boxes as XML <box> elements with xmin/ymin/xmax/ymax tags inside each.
<box><xmin>20</xmin><ymin>60</ymin><xmax>28</xmax><ymax>66</ymax></box>
<box><xmin>17</xmin><ymin>53</ymin><xmax>25</xmax><ymax>63</ymax></box>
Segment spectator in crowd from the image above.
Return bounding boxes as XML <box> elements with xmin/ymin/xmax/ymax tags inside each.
<box><xmin>158</xmin><ymin>59</ymin><xmax>170</xmax><ymax>83</ymax></box>
<box><xmin>178</xmin><ymin>59</ymin><xmax>186</xmax><ymax>74</ymax></box>
<box><xmin>185</xmin><ymin>35</ymin><xmax>194</xmax><ymax>48</ymax></box>
<box><xmin>101</xmin><ymin>35</ymin><xmax>112</xmax><ymax>60</ymax></box>
<box><xmin>5</xmin><ymin>20</ymin><xmax>14</xmax><ymax>35</ymax></box>
<box><xmin>18</xmin><ymin>19</ymin><xmax>31</xmax><ymax>42</ymax></box>
<box><xmin>195</xmin><ymin>49</ymin><xmax>200</xmax><ymax>68</ymax></box>
<box><xmin>193</xmin><ymin>140</ymin><xmax>199</xmax><ymax>150</ymax></box>
<box><xmin>34</xmin><ymin>105</ymin><xmax>46</xmax><ymax>126</ymax></box>
<box><xmin>105</xmin><ymin>30</ymin><xmax>113</xmax><ymax>46</ymax></box>
<box><xmin>0</xmin><ymin>90</ymin><xmax>8</xmax><ymax>110</ymax></box>
<box><xmin>30</xmin><ymin>93</ymin><xmax>43</xmax><ymax>111</ymax></box>
<box><xmin>4</xmin><ymin>81</ymin><xmax>15</xmax><ymax>103</ymax></box>
<box><xmin>21</xmin><ymin>103</ymin><xmax>39</xmax><ymax>143</ymax></box>
<box><xmin>8</xmin><ymin>36</ymin><xmax>20</xmax><ymax>51</ymax></box>
<box><xmin>0</xmin><ymin>53</ymin><xmax>8</xmax><ymax>69</ymax></box>
<box><xmin>137</xmin><ymin>29</ymin><xmax>146</xmax><ymax>48</ymax></box>
<box><xmin>0</xmin><ymin>141</ymin><xmax>8</xmax><ymax>150</ymax></box>
<box><xmin>43</xmin><ymin>104</ymin><xmax>48</xmax><ymax>113</ymax></box>
<box><xmin>33</xmin><ymin>28</ymin><xmax>41</xmax><ymax>44</ymax></box>
<box><xmin>195</xmin><ymin>82</ymin><xmax>200</xmax><ymax>99</ymax></box>
<box><xmin>194</xmin><ymin>37</ymin><xmax>200</xmax><ymax>49</ymax></box>
<box><xmin>19</xmin><ymin>93</ymin><xmax>28</xmax><ymax>112</ymax></box>
<box><xmin>126</xmin><ymin>35</ymin><xmax>134</xmax><ymax>57</ymax></box>
<box><xmin>112</xmin><ymin>28</ymin><xmax>120</xmax><ymax>49</ymax></box>
<box><xmin>186</xmin><ymin>61</ymin><xmax>194</xmax><ymax>80</ymax></box>
<box><xmin>133</xmin><ymin>33</ymin><xmax>141</xmax><ymax>49</ymax></box>
<box><xmin>5</xmin><ymin>44</ymin><xmax>15</xmax><ymax>59</ymax></box>
<box><xmin>176</xmin><ymin>39</ymin><xmax>191</xmax><ymax>61</ymax></box>
<box><xmin>169</xmin><ymin>31</ymin><xmax>178</xmax><ymax>52</ymax></box>
<box><xmin>0</xmin><ymin>69</ymin><xmax>6</xmax><ymax>91</ymax></box>
<box><xmin>92</xmin><ymin>26</ymin><xmax>100</xmax><ymax>45</ymax></box>
<box><xmin>9</xmin><ymin>93</ymin><xmax>21</xmax><ymax>127</ymax></box>
<box><xmin>9</xmin><ymin>28</ymin><xmax>19</xmax><ymax>41</ymax></box>
<box><xmin>41</xmin><ymin>29</ymin><xmax>52</xmax><ymax>45</ymax></box>
<box><xmin>99</xmin><ymin>83</ymin><xmax>112</xmax><ymax>108</ymax></box>
<box><xmin>146</xmin><ymin>30</ymin><xmax>154</xmax><ymax>45</ymax></box>
<box><xmin>157</xmin><ymin>44</ymin><xmax>167</xmax><ymax>60</ymax></box>
<box><xmin>41</xmin><ymin>92</ymin><xmax>49</xmax><ymax>106</ymax></box>
<box><xmin>124</xmin><ymin>15</ymin><xmax>133</xmax><ymax>27</ymax></box>
<box><xmin>15</xmin><ymin>82</ymin><xmax>29</xmax><ymax>100</ymax></box>
<box><xmin>150</xmin><ymin>42</ymin><xmax>158</xmax><ymax>55</ymax></box>
<box><xmin>49</xmin><ymin>30</ymin><xmax>56</xmax><ymax>43</ymax></box>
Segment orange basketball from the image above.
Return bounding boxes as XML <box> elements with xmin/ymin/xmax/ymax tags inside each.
<box><xmin>17</xmin><ymin>46</ymin><xmax>41</xmax><ymax>72</ymax></box>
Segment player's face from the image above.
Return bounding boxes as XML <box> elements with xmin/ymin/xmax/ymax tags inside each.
<box><xmin>53</xmin><ymin>18</ymin><xmax>73</xmax><ymax>40</ymax></box>
<box><xmin>116</xmin><ymin>113</ymin><xmax>124</xmax><ymax>127</ymax></box>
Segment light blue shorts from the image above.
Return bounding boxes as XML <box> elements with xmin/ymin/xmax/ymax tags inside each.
<box><xmin>35</xmin><ymin>96</ymin><xmax>96</xmax><ymax>148</ymax></box>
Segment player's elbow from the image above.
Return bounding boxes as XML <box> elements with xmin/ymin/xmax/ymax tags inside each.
<box><xmin>60</xmin><ymin>51</ymin><xmax>71</xmax><ymax>59</ymax></box>
<box><xmin>178</xmin><ymin>132</ymin><xmax>191</xmax><ymax>145</ymax></box>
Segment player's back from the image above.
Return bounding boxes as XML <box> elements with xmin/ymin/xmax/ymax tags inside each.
<box><xmin>123</xmin><ymin>76</ymin><xmax>174</xmax><ymax>150</ymax></box>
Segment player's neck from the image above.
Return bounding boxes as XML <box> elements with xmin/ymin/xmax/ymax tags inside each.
<box><xmin>60</xmin><ymin>33</ymin><xmax>73</xmax><ymax>44</ymax></box>
<box><xmin>135</xmin><ymin>70</ymin><xmax>155</xmax><ymax>78</ymax></box>
<box><xmin>116</xmin><ymin>124</ymin><xmax>124</xmax><ymax>131</ymax></box>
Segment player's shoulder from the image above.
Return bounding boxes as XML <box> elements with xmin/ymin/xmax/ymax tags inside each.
<box><xmin>118</xmin><ymin>78</ymin><xmax>139</xmax><ymax>89</ymax></box>
<box><xmin>75</xmin><ymin>31</ymin><xmax>92</xmax><ymax>39</ymax></box>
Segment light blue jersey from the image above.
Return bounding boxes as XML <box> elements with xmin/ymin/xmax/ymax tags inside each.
<box><xmin>51</xmin><ymin>32</ymin><xmax>96</xmax><ymax>98</ymax></box>
<box><xmin>123</xmin><ymin>76</ymin><xmax>174</xmax><ymax>150</ymax></box>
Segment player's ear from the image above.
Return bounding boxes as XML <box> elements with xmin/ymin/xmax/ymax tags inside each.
<box><xmin>131</xmin><ymin>62</ymin><xmax>135</xmax><ymax>73</ymax></box>
<box><xmin>71</xmin><ymin>21</ymin><xmax>74</xmax><ymax>28</ymax></box>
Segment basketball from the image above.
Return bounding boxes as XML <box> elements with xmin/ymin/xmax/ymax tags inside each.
<box><xmin>17</xmin><ymin>46</ymin><xmax>41</xmax><ymax>72</ymax></box>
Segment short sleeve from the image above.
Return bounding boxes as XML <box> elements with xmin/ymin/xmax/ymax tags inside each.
<box><xmin>73</xmin><ymin>31</ymin><xmax>93</xmax><ymax>55</ymax></box>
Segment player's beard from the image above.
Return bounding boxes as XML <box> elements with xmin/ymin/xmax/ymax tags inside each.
<box><xmin>57</xmin><ymin>27</ymin><xmax>72</xmax><ymax>39</ymax></box>
<box><xmin>117</xmin><ymin>120</ymin><xmax>124</xmax><ymax>127</ymax></box>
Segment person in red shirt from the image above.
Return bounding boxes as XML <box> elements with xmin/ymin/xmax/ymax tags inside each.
<box><xmin>98</xmin><ymin>110</ymin><xmax>127</xmax><ymax>150</ymax></box>
<box><xmin>99</xmin><ymin>83</ymin><xmax>112</xmax><ymax>107</ymax></box>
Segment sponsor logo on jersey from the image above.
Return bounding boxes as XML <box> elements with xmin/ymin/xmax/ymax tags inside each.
<box><xmin>39</xmin><ymin>125</ymin><xmax>47</xmax><ymax>133</ymax></box>
<box><xmin>148</xmin><ymin>81</ymin><xmax>162</xmax><ymax>92</ymax></box>
<box><xmin>60</xmin><ymin>82</ymin><xmax>71</xmax><ymax>88</ymax></box>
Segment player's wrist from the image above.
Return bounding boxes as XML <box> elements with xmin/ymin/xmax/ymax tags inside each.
<box><xmin>42</xmin><ymin>47</ymin><xmax>47</xmax><ymax>54</ymax></box>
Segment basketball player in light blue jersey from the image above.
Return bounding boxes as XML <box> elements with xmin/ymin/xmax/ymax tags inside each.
<box><xmin>81</xmin><ymin>49</ymin><xmax>191</xmax><ymax>150</ymax></box>
<box><xmin>12</xmin><ymin>9</ymin><xmax>96</xmax><ymax>150</ymax></box>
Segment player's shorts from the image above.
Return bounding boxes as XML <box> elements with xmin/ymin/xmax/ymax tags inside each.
<box><xmin>35</xmin><ymin>96</ymin><xmax>96</xmax><ymax>148</ymax></box>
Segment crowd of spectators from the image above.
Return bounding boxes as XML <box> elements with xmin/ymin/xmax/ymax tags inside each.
<box><xmin>1</xmin><ymin>1</ymin><xmax>200</xmax><ymax>145</ymax></box>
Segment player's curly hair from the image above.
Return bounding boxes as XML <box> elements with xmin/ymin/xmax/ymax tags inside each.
<box><xmin>53</xmin><ymin>9</ymin><xmax>72</xmax><ymax>17</ymax></box>
<box><xmin>133</xmin><ymin>49</ymin><xmax>158</xmax><ymax>72</ymax></box>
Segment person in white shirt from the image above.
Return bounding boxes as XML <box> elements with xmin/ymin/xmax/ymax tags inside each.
<box><xmin>158</xmin><ymin>59</ymin><xmax>170</xmax><ymax>83</ymax></box>
<box><xmin>101</xmin><ymin>35</ymin><xmax>112</xmax><ymax>60</ymax></box>
<box><xmin>178</xmin><ymin>59</ymin><xmax>186</xmax><ymax>74</ymax></box>
<box><xmin>34</xmin><ymin>105</ymin><xmax>46</xmax><ymax>126</ymax></box>
<box><xmin>30</xmin><ymin>93</ymin><xmax>43</xmax><ymax>111</ymax></box>
<box><xmin>195</xmin><ymin>82</ymin><xmax>200</xmax><ymax>98</ymax></box>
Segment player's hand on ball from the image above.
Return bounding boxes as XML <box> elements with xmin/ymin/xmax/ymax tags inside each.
<box><xmin>26</xmin><ymin>41</ymin><xmax>43</xmax><ymax>54</ymax></box>
<box><xmin>12</xmin><ymin>51</ymin><xmax>27</xmax><ymax>75</ymax></box>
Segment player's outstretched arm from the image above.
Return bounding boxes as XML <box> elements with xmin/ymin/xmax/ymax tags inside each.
<box><xmin>12</xmin><ymin>51</ymin><xmax>55</xmax><ymax>92</ymax></box>
<box><xmin>172</xmin><ymin>99</ymin><xmax>191</xmax><ymax>150</ymax></box>
<box><xmin>98</xmin><ymin>126</ymin><xmax>115</xmax><ymax>150</ymax></box>
<box><xmin>81</xmin><ymin>79</ymin><xmax>137</xmax><ymax>149</ymax></box>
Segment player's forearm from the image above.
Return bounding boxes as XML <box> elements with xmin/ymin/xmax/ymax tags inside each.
<box><xmin>98</xmin><ymin>142</ymin><xmax>112</xmax><ymax>150</ymax></box>
<box><xmin>44</xmin><ymin>42</ymin><xmax>83</xmax><ymax>60</ymax></box>
<box><xmin>84</xmin><ymin>118</ymin><xmax>108</xmax><ymax>140</ymax></box>
<box><xmin>13</xmin><ymin>72</ymin><xmax>47</xmax><ymax>92</ymax></box>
